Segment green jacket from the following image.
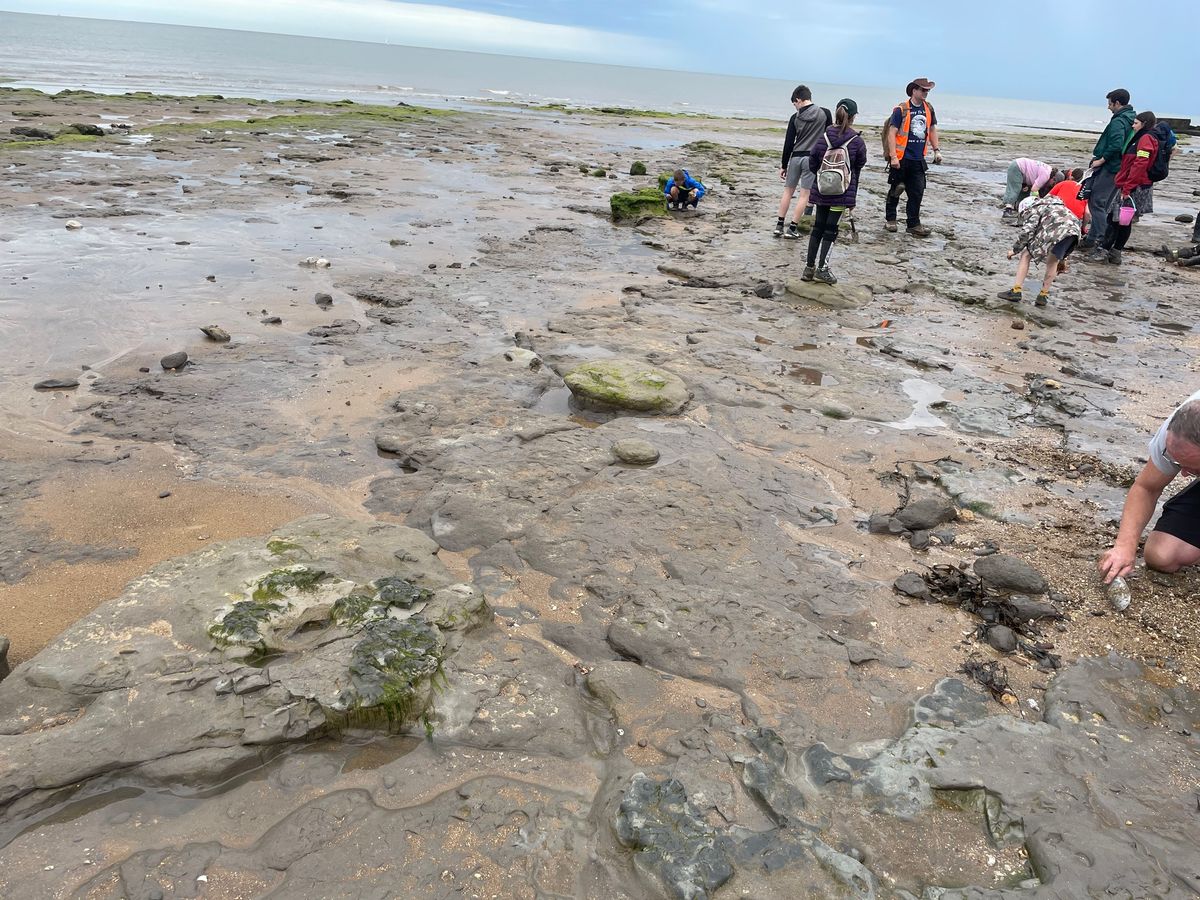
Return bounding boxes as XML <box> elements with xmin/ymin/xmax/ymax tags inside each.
<box><xmin>1092</xmin><ymin>105</ymin><xmax>1136</xmax><ymax>173</ymax></box>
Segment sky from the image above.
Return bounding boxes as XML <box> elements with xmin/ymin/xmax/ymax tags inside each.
<box><xmin>2</xmin><ymin>0</ymin><xmax>1196</xmax><ymax>113</ymax></box>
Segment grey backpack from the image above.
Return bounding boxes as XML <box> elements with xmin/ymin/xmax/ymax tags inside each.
<box><xmin>816</xmin><ymin>131</ymin><xmax>854</xmax><ymax>195</ymax></box>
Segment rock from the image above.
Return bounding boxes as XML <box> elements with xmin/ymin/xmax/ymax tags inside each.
<box><xmin>909</xmin><ymin>529</ymin><xmax>930</xmax><ymax>550</ymax></box>
<box><xmin>1005</xmin><ymin>594</ymin><xmax>1062</xmax><ymax>622</ymax></box>
<box><xmin>33</xmin><ymin>377</ymin><xmax>79</xmax><ymax>391</ymax></box>
<box><xmin>563</xmin><ymin>358</ymin><xmax>689</xmax><ymax>414</ymax></box>
<box><xmin>783</xmin><ymin>279</ymin><xmax>872</xmax><ymax>309</ymax></box>
<box><xmin>986</xmin><ymin>625</ymin><xmax>1018</xmax><ymax>653</ymax></box>
<box><xmin>502</xmin><ymin>348</ymin><xmax>541</xmax><ymax>370</ymax></box>
<box><xmin>931</xmin><ymin>528</ymin><xmax>956</xmax><ymax>545</ymax></box>
<box><xmin>299</xmin><ymin>256</ymin><xmax>331</xmax><ymax>268</ymax></box>
<box><xmin>200</xmin><ymin>325</ymin><xmax>231</xmax><ymax>342</ymax></box>
<box><xmin>973</xmin><ymin>554</ymin><xmax>1047</xmax><ymax>595</ymax></box>
<box><xmin>314</xmin><ymin>292</ymin><xmax>333</xmax><ymax>307</ymax></box>
<box><xmin>752</xmin><ymin>282</ymin><xmax>774</xmax><ymax>298</ymax></box>
<box><xmin>59</xmin><ymin>123</ymin><xmax>105</xmax><ymax>136</ymax></box>
<box><xmin>610</xmin><ymin>188</ymin><xmax>669</xmax><ymax>222</ymax></box>
<box><xmin>260</xmin><ymin>316</ymin><xmax>283</xmax><ymax>325</ymax></box>
<box><xmin>64</xmin><ymin>220</ymin><xmax>83</xmax><ymax>231</ymax></box>
<box><xmin>0</xmin><ymin>636</ymin><xmax>9</xmax><ymax>682</ymax></box>
<box><xmin>893</xmin><ymin>573</ymin><xmax>931</xmax><ymax>602</ymax></box>
<box><xmin>895</xmin><ymin>497</ymin><xmax>956</xmax><ymax>531</ymax></box>
<box><xmin>1011</xmin><ymin>319</ymin><xmax>1025</xmax><ymax>331</ymax></box>
<box><xmin>867</xmin><ymin>513</ymin><xmax>897</xmax><ymax>534</ymax></box>
<box><xmin>10</xmin><ymin>126</ymin><xmax>54</xmax><ymax>139</ymax></box>
<box><xmin>612</xmin><ymin>439</ymin><xmax>660</xmax><ymax>465</ymax></box>
<box><xmin>138</xmin><ymin>366</ymin><xmax>150</xmax><ymax>373</ymax></box>
<box><xmin>160</xmin><ymin>351</ymin><xmax>188</xmax><ymax>370</ymax></box>
<box><xmin>1176</xmin><ymin>214</ymin><xmax>1195</xmax><ymax>224</ymax></box>
<box><xmin>0</xmin><ymin>516</ymin><xmax>487</xmax><ymax>814</ymax></box>
<box><xmin>629</xmin><ymin>161</ymin><xmax>648</xmax><ymax>176</ymax></box>
<box><xmin>307</xmin><ymin>319</ymin><xmax>361</xmax><ymax>338</ymax></box>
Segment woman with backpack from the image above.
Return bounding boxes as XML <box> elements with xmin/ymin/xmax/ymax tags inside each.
<box><xmin>1092</xmin><ymin>110</ymin><xmax>1160</xmax><ymax>265</ymax></box>
<box><xmin>802</xmin><ymin>99</ymin><xmax>867</xmax><ymax>285</ymax></box>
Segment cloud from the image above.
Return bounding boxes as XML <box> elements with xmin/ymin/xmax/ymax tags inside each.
<box><xmin>13</xmin><ymin>0</ymin><xmax>670</xmax><ymax>65</ymax></box>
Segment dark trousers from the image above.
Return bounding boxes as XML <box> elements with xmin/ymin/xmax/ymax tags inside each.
<box><xmin>1103</xmin><ymin>222</ymin><xmax>1132</xmax><ymax>251</ymax></box>
<box><xmin>806</xmin><ymin>206</ymin><xmax>843</xmax><ymax>266</ymax></box>
<box><xmin>884</xmin><ymin>157</ymin><xmax>926</xmax><ymax>227</ymax></box>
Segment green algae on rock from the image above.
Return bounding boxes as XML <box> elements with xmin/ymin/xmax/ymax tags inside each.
<box><xmin>629</xmin><ymin>161</ymin><xmax>648</xmax><ymax>176</ymax></box>
<box><xmin>610</xmin><ymin>187</ymin><xmax>668</xmax><ymax>222</ymax></box>
<box><xmin>251</xmin><ymin>565</ymin><xmax>328</xmax><ymax>601</ymax></box>
<box><xmin>207</xmin><ymin>599</ymin><xmax>286</xmax><ymax>649</ymax></box>
<box><xmin>331</xmin><ymin>617</ymin><xmax>444</xmax><ymax>727</ymax></box>
<box><xmin>563</xmin><ymin>359</ymin><xmax>689</xmax><ymax>414</ymax></box>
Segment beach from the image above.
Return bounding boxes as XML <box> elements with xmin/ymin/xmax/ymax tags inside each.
<box><xmin>1</xmin><ymin>87</ymin><xmax>1199</xmax><ymax>896</ymax></box>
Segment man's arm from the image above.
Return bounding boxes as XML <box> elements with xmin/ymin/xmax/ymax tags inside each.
<box><xmin>884</xmin><ymin>124</ymin><xmax>898</xmax><ymax>168</ymax></box>
<box><xmin>1098</xmin><ymin>461</ymin><xmax>1176</xmax><ymax>582</ymax></box>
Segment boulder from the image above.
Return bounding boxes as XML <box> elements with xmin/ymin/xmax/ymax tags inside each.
<box><xmin>610</xmin><ymin>188</ymin><xmax>669</xmax><ymax>222</ymax></box>
<box><xmin>895</xmin><ymin>497</ymin><xmax>957</xmax><ymax>531</ymax></box>
<box><xmin>629</xmin><ymin>161</ymin><xmax>648</xmax><ymax>176</ymax></box>
<box><xmin>783</xmin><ymin>279</ymin><xmax>872</xmax><ymax>309</ymax></box>
<box><xmin>200</xmin><ymin>325</ymin><xmax>231</xmax><ymax>342</ymax></box>
<box><xmin>564</xmin><ymin>358</ymin><xmax>689</xmax><ymax>414</ymax></box>
<box><xmin>974</xmin><ymin>555</ymin><xmax>1047</xmax><ymax>595</ymax></box>
<box><xmin>612</xmin><ymin>439</ymin><xmax>660</xmax><ymax>465</ymax></box>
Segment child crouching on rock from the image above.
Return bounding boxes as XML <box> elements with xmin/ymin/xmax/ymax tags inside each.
<box><xmin>801</xmin><ymin>99</ymin><xmax>867</xmax><ymax>285</ymax></box>
<box><xmin>997</xmin><ymin>193</ymin><xmax>1081</xmax><ymax>307</ymax></box>
<box><xmin>664</xmin><ymin>169</ymin><xmax>706</xmax><ymax>210</ymax></box>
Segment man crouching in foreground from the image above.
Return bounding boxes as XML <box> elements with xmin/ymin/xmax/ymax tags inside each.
<box><xmin>1100</xmin><ymin>393</ymin><xmax>1200</xmax><ymax>583</ymax></box>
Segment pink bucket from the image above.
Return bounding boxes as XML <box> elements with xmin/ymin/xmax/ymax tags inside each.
<box><xmin>1118</xmin><ymin>202</ymin><xmax>1136</xmax><ymax>227</ymax></box>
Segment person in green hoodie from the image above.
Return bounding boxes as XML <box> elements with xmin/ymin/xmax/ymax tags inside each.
<box><xmin>1083</xmin><ymin>88</ymin><xmax>1135</xmax><ymax>249</ymax></box>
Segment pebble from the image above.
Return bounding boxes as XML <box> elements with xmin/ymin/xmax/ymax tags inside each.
<box><xmin>64</xmin><ymin>220</ymin><xmax>82</xmax><ymax>230</ymax></box>
<box><xmin>612</xmin><ymin>439</ymin><xmax>660</xmax><ymax>465</ymax></box>
<box><xmin>158</xmin><ymin>491</ymin><xmax>171</xmax><ymax>499</ymax></box>
<box><xmin>300</xmin><ymin>256</ymin><xmax>331</xmax><ymax>268</ymax></box>
<box><xmin>637</xmin><ymin>738</ymin><xmax>647</xmax><ymax>748</ymax></box>
<box><xmin>260</xmin><ymin>316</ymin><xmax>283</xmax><ymax>325</ymax></box>
<box><xmin>695</xmin><ymin>698</ymin><xmax>707</xmax><ymax>709</ymax></box>
<box><xmin>160</xmin><ymin>351</ymin><xmax>188</xmax><ymax>370</ymax></box>
<box><xmin>1011</xmin><ymin>319</ymin><xmax>1025</xmax><ymax>330</ymax></box>
<box><xmin>138</xmin><ymin>366</ymin><xmax>151</xmax><ymax>373</ymax></box>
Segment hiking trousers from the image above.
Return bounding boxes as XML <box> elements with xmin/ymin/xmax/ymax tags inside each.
<box><xmin>1086</xmin><ymin>167</ymin><xmax>1117</xmax><ymax>247</ymax></box>
<box><xmin>885</xmin><ymin>158</ymin><xmax>926</xmax><ymax>228</ymax></box>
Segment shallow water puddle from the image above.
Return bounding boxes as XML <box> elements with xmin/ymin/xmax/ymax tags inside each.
<box><xmin>886</xmin><ymin>378</ymin><xmax>948</xmax><ymax>431</ymax></box>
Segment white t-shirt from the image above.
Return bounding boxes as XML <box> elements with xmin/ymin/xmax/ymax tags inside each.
<box><xmin>1148</xmin><ymin>388</ymin><xmax>1200</xmax><ymax>475</ymax></box>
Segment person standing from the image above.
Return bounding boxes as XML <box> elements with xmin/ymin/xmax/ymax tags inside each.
<box><xmin>1082</xmin><ymin>88</ymin><xmax>1135</xmax><ymax>250</ymax></box>
<box><xmin>884</xmin><ymin>77</ymin><xmax>942</xmax><ymax>237</ymax></box>
<box><xmin>774</xmin><ymin>85</ymin><xmax>832</xmax><ymax>238</ymax></box>
<box><xmin>1094</xmin><ymin>111</ymin><xmax>1159</xmax><ymax>265</ymax></box>
<box><xmin>801</xmin><ymin>99</ymin><xmax>867</xmax><ymax>285</ymax></box>
<box><xmin>1002</xmin><ymin>158</ymin><xmax>1059</xmax><ymax>221</ymax></box>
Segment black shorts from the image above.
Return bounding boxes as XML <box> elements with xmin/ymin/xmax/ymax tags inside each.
<box><xmin>1050</xmin><ymin>235</ymin><xmax>1078</xmax><ymax>260</ymax></box>
<box><xmin>1153</xmin><ymin>479</ymin><xmax>1200</xmax><ymax>549</ymax></box>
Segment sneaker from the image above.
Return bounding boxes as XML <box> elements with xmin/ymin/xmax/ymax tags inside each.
<box><xmin>1035</xmin><ymin>292</ymin><xmax>1049</xmax><ymax>307</ymax></box>
<box><xmin>1107</xmin><ymin>248</ymin><xmax>1122</xmax><ymax>265</ymax></box>
<box><xmin>784</xmin><ymin>222</ymin><xmax>802</xmax><ymax>239</ymax></box>
<box><xmin>883</xmin><ymin>221</ymin><xmax>898</xmax><ymax>233</ymax></box>
<box><xmin>906</xmin><ymin>225</ymin><xmax>932</xmax><ymax>237</ymax></box>
<box><xmin>1001</xmin><ymin>207</ymin><xmax>1017</xmax><ymax>219</ymax></box>
<box><xmin>996</xmin><ymin>288</ymin><xmax>1023</xmax><ymax>302</ymax></box>
<box><xmin>814</xmin><ymin>266</ymin><xmax>838</xmax><ymax>285</ymax></box>
<box><xmin>800</xmin><ymin>265</ymin><xmax>815</xmax><ymax>282</ymax></box>
<box><xmin>773</xmin><ymin>220</ymin><xmax>785</xmax><ymax>237</ymax></box>
<box><xmin>1086</xmin><ymin>247</ymin><xmax>1109</xmax><ymax>262</ymax></box>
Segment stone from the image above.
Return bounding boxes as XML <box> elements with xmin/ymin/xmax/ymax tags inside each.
<box><xmin>60</xmin><ymin>123</ymin><xmax>105</xmax><ymax>136</ymax></box>
<box><xmin>0</xmin><ymin>636</ymin><xmax>9</xmax><ymax>681</ymax></box>
<box><xmin>1005</xmin><ymin>594</ymin><xmax>1062</xmax><ymax>622</ymax></box>
<box><xmin>314</xmin><ymin>292</ymin><xmax>334</xmax><ymax>307</ymax></box>
<box><xmin>612</xmin><ymin>439</ymin><xmax>660</xmax><ymax>465</ymax></box>
<box><xmin>307</xmin><ymin>319</ymin><xmax>361</xmax><ymax>338</ymax></box>
<box><xmin>867</xmin><ymin>513</ymin><xmax>896</xmax><ymax>534</ymax></box>
<box><xmin>10</xmin><ymin>126</ymin><xmax>54</xmax><ymax>139</ymax></box>
<box><xmin>752</xmin><ymin>282</ymin><xmax>773</xmax><ymax>298</ymax></box>
<box><xmin>986</xmin><ymin>625</ymin><xmax>1018</xmax><ymax>653</ymax></box>
<box><xmin>64</xmin><ymin>220</ymin><xmax>83</xmax><ymax>230</ymax></box>
<box><xmin>783</xmin><ymin>279</ymin><xmax>872</xmax><ymax>309</ymax></box>
<box><xmin>1176</xmin><ymin>214</ymin><xmax>1194</xmax><ymax>224</ymax></box>
<box><xmin>973</xmin><ymin>554</ymin><xmax>1047</xmax><ymax>595</ymax></box>
<box><xmin>200</xmin><ymin>325</ymin><xmax>230</xmax><ymax>342</ymax></box>
<box><xmin>299</xmin><ymin>256</ymin><xmax>331</xmax><ymax>268</ymax></box>
<box><xmin>909</xmin><ymin>529</ymin><xmax>931</xmax><ymax>550</ymax></box>
<box><xmin>895</xmin><ymin>496</ymin><xmax>957</xmax><ymax>531</ymax></box>
<box><xmin>610</xmin><ymin>188</ymin><xmax>669</xmax><ymax>222</ymax></box>
<box><xmin>260</xmin><ymin>316</ymin><xmax>283</xmax><ymax>325</ymax></box>
<box><xmin>502</xmin><ymin>348</ymin><xmax>541</xmax><ymax>370</ymax></box>
<box><xmin>563</xmin><ymin>358</ymin><xmax>689</xmax><ymax>414</ymax></box>
<box><xmin>629</xmin><ymin>161</ymin><xmax>648</xmax><ymax>176</ymax></box>
<box><xmin>932</xmin><ymin>528</ymin><xmax>956</xmax><ymax>545</ymax></box>
<box><xmin>893</xmin><ymin>572</ymin><xmax>931</xmax><ymax>602</ymax></box>
<box><xmin>160</xmin><ymin>351</ymin><xmax>188</xmax><ymax>370</ymax></box>
<box><xmin>33</xmin><ymin>377</ymin><xmax>79</xmax><ymax>390</ymax></box>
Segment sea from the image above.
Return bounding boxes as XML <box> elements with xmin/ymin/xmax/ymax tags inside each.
<box><xmin>1</xmin><ymin>11</ymin><xmax>1115</xmax><ymax>134</ymax></box>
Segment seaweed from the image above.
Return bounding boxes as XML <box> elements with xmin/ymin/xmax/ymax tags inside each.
<box><xmin>251</xmin><ymin>566</ymin><xmax>327</xmax><ymax>602</ymax></box>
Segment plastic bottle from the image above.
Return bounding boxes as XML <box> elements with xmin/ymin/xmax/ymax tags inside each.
<box><xmin>1105</xmin><ymin>576</ymin><xmax>1131</xmax><ymax>612</ymax></box>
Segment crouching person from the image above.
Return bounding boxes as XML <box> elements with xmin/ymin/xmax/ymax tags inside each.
<box><xmin>996</xmin><ymin>192</ymin><xmax>1080</xmax><ymax>307</ymax></box>
<box><xmin>665</xmin><ymin>169</ymin><xmax>705</xmax><ymax>210</ymax></box>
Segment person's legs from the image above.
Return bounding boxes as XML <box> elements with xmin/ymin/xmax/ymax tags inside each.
<box><xmin>778</xmin><ymin>156</ymin><xmax>802</xmax><ymax>219</ymax></box>
<box><xmin>1145</xmin><ymin>480</ymin><xmax>1200</xmax><ymax>572</ymax></box>
<box><xmin>776</xmin><ymin>186</ymin><xmax>795</xmax><ymax>219</ymax></box>
<box><xmin>805</xmin><ymin>205</ymin><xmax>829</xmax><ymax>267</ymax></box>
<box><xmin>790</xmin><ymin>158</ymin><xmax>815</xmax><ymax>232</ymax></box>
<box><xmin>817</xmin><ymin>208</ymin><xmax>843</xmax><ymax>267</ymax></box>
<box><xmin>1112</xmin><ymin>222</ymin><xmax>1132</xmax><ymax>250</ymax></box>
<box><xmin>1039</xmin><ymin>253</ymin><xmax>1060</xmax><ymax>292</ymax></box>
<box><xmin>998</xmin><ymin>251</ymin><xmax>1032</xmax><ymax>301</ymax></box>
<box><xmin>1086</xmin><ymin>168</ymin><xmax>1116</xmax><ymax>247</ymax></box>
<box><xmin>903</xmin><ymin>159</ymin><xmax>926</xmax><ymax>228</ymax></box>
<box><xmin>884</xmin><ymin>165</ymin><xmax>901</xmax><ymax>224</ymax></box>
<box><xmin>1003</xmin><ymin>161</ymin><xmax>1023</xmax><ymax>209</ymax></box>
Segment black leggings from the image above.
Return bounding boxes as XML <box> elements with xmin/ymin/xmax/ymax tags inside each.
<box><xmin>805</xmin><ymin>206</ymin><xmax>843</xmax><ymax>266</ymax></box>
<box><xmin>1103</xmin><ymin>222</ymin><xmax>1132</xmax><ymax>251</ymax></box>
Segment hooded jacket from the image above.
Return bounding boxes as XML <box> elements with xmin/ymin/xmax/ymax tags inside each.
<box><xmin>1115</xmin><ymin>130</ymin><xmax>1159</xmax><ymax>195</ymax></box>
<box><xmin>808</xmin><ymin>125</ymin><xmax>868</xmax><ymax>208</ymax></box>
<box><xmin>1013</xmin><ymin>194</ymin><xmax>1081</xmax><ymax>260</ymax></box>
<box><xmin>1091</xmin><ymin>104</ymin><xmax>1136</xmax><ymax>174</ymax></box>
<box><xmin>781</xmin><ymin>104</ymin><xmax>832</xmax><ymax>169</ymax></box>
<box><xmin>663</xmin><ymin>170</ymin><xmax>706</xmax><ymax>200</ymax></box>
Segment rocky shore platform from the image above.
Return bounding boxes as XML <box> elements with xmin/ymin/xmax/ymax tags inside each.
<box><xmin>1</xmin><ymin>88</ymin><xmax>1198</xmax><ymax>898</ymax></box>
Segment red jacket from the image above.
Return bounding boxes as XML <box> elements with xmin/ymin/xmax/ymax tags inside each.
<box><xmin>1115</xmin><ymin>131</ymin><xmax>1159</xmax><ymax>195</ymax></box>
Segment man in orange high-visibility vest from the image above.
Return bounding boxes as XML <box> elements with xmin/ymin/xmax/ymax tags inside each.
<box><xmin>884</xmin><ymin>77</ymin><xmax>942</xmax><ymax>237</ymax></box>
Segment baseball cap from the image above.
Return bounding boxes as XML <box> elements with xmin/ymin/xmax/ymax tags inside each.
<box><xmin>836</xmin><ymin>98</ymin><xmax>858</xmax><ymax>117</ymax></box>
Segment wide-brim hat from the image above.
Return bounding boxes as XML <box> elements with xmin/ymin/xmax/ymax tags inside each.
<box><xmin>906</xmin><ymin>77</ymin><xmax>936</xmax><ymax>95</ymax></box>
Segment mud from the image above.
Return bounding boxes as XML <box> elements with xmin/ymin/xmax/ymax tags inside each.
<box><xmin>1</xmin><ymin>89</ymin><xmax>1199</xmax><ymax>897</ymax></box>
